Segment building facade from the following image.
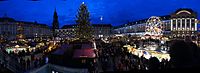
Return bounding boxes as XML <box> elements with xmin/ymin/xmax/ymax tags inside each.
<box><xmin>170</xmin><ymin>8</ymin><xmax>198</xmax><ymax>39</ymax></box>
<box><xmin>113</xmin><ymin>9</ymin><xmax>199</xmax><ymax>40</ymax></box>
<box><xmin>56</xmin><ymin>25</ymin><xmax>76</xmax><ymax>40</ymax></box>
<box><xmin>0</xmin><ymin>17</ymin><xmax>52</xmax><ymax>40</ymax></box>
<box><xmin>197</xmin><ymin>20</ymin><xmax>200</xmax><ymax>46</ymax></box>
<box><xmin>198</xmin><ymin>20</ymin><xmax>200</xmax><ymax>33</ymax></box>
<box><xmin>113</xmin><ymin>15</ymin><xmax>171</xmax><ymax>37</ymax></box>
<box><xmin>92</xmin><ymin>24</ymin><xmax>112</xmax><ymax>38</ymax></box>
<box><xmin>56</xmin><ymin>24</ymin><xmax>112</xmax><ymax>39</ymax></box>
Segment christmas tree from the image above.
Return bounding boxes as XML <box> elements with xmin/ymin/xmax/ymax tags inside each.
<box><xmin>75</xmin><ymin>2</ymin><xmax>93</xmax><ymax>40</ymax></box>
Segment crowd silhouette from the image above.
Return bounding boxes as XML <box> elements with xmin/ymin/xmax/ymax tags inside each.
<box><xmin>0</xmin><ymin>41</ymin><xmax>49</xmax><ymax>72</ymax></box>
<box><xmin>169</xmin><ymin>40</ymin><xmax>200</xmax><ymax>69</ymax></box>
<box><xmin>1</xmin><ymin>38</ymin><xmax>200</xmax><ymax>72</ymax></box>
<box><xmin>97</xmin><ymin>39</ymin><xmax>200</xmax><ymax>72</ymax></box>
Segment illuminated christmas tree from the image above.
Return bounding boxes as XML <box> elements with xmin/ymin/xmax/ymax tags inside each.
<box><xmin>75</xmin><ymin>2</ymin><xmax>93</xmax><ymax>39</ymax></box>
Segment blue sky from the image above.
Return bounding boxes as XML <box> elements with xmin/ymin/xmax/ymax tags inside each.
<box><xmin>0</xmin><ymin>0</ymin><xmax>199</xmax><ymax>27</ymax></box>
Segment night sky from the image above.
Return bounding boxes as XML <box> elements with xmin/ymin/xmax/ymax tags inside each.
<box><xmin>0</xmin><ymin>0</ymin><xmax>199</xmax><ymax>27</ymax></box>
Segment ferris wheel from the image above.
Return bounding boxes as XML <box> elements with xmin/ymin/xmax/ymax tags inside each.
<box><xmin>145</xmin><ymin>16</ymin><xmax>163</xmax><ymax>36</ymax></box>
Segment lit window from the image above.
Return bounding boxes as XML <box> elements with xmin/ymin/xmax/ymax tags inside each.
<box><xmin>52</xmin><ymin>70</ymin><xmax>59</xmax><ymax>73</ymax></box>
<box><xmin>82</xmin><ymin>59</ymin><xmax>86</xmax><ymax>63</ymax></box>
<box><xmin>52</xmin><ymin>71</ymin><xmax>55</xmax><ymax>73</ymax></box>
<box><xmin>192</xmin><ymin>28</ymin><xmax>194</xmax><ymax>31</ymax></box>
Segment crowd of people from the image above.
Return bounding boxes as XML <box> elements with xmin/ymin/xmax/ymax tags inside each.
<box><xmin>1</xmin><ymin>38</ymin><xmax>200</xmax><ymax>72</ymax></box>
<box><xmin>169</xmin><ymin>40</ymin><xmax>200</xmax><ymax>69</ymax></box>
<box><xmin>97</xmin><ymin>42</ymin><xmax>170</xmax><ymax>72</ymax></box>
<box><xmin>0</xmin><ymin>41</ymin><xmax>50</xmax><ymax>72</ymax></box>
<box><xmin>96</xmin><ymin>39</ymin><xmax>200</xmax><ymax>72</ymax></box>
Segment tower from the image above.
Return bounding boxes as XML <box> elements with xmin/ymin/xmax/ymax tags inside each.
<box><xmin>52</xmin><ymin>9</ymin><xmax>59</xmax><ymax>37</ymax></box>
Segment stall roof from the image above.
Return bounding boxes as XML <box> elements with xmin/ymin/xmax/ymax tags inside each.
<box><xmin>73</xmin><ymin>49</ymin><xmax>96</xmax><ymax>58</ymax></box>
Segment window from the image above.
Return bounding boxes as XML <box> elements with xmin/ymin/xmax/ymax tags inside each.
<box><xmin>52</xmin><ymin>71</ymin><xmax>55</xmax><ymax>73</ymax></box>
<box><xmin>191</xmin><ymin>23</ymin><xmax>195</xmax><ymax>27</ymax></box>
<box><xmin>192</xmin><ymin>28</ymin><xmax>195</xmax><ymax>31</ymax></box>
<box><xmin>187</xmin><ymin>19</ymin><xmax>190</xmax><ymax>23</ymax></box>
<box><xmin>173</xmin><ymin>20</ymin><xmax>176</xmax><ymax>27</ymax></box>
<box><xmin>82</xmin><ymin>59</ymin><xmax>86</xmax><ymax>63</ymax></box>
<box><xmin>182</xmin><ymin>20</ymin><xmax>185</xmax><ymax>27</ymax></box>
<box><xmin>177</xmin><ymin>20</ymin><xmax>181</xmax><ymax>28</ymax></box>
<box><xmin>191</xmin><ymin>20</ymin><xmax>195</xmax><ymax>23</ymax></box>
<box><xmin>52</xmin><ymin>70</ymin><xmax>59</xmax><ymax>73</ymax></box>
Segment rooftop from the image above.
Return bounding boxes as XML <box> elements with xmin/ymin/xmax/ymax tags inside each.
<box><xmin>0</xmin><ymin>16</ymin><xmax>50</xmax><ymax>28</ymax></box>
<box><xmin>175</xmin><ymin>8</ymin><xmax>196</xmax><ymax>14</ymax></box>
<box><xmin>61</xmin><ymin>24</ymin><xmax>112</xmax><ymax>29</ymax></box>
<box><xmin>115</xmin><ymin>15</ymin><xmax>170</xmax><ymax>29</ymax></box>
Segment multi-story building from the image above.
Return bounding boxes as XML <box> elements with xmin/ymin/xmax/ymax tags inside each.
<box><xmin>113</xmin><ymin>20</ymin><xmax>146</xmax><ymax>35</ymax></box>
<box><xmin>198</xmin><ymin>20</ymin><xmax>200</xmax><ymax>32</ymax></box>
<box><xmin>113</xmin><ymin>15</ymin><xmax>171</xmax><ymax>37</ymax></box>
<box><xmin>113</xmin><ymin>8</ymin><xmax>199</xmax><ymax>40</ymax></box>
<box><xmin>197</xmin><ymin>20</ymin><xmax>200</xmax><ymax>46</ymax></box>
<box><xmin>56</xmin><ymin>24</ymin><xmax>112</xmax><ymax>39</ymax></box>
<box><xmin>170</xmin><ymin>8</ymin><xmax>198</xmax><ymax>39</ymax></box>
<box><xmin>56</xmin><ymin>24</ymin><xmax>76</xmax><ymax>40</ymax></box>
<box><xmin>92</xmin><ymin>24</ymin><xmax>112</xmax><ymax>38</ymax></box>
<box><xmin>0</xmin><ymin>16</ymin><xmax>52</xmax><ymax>40</ymax></box>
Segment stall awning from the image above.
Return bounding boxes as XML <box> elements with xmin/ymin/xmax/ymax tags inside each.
<box><xmin>73</xmin><ymin>49</ymin><xmax>96</xmax><ymax>58</ymax></box>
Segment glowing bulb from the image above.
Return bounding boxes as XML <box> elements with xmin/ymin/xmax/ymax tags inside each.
<box><xmin>82</xmin><ymin>2</ymin><xmax>85</xmax><ymax>4</ymax></box>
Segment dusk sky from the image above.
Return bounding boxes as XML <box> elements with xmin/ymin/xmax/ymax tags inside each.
<box><xmin>0</xmin><ymin>0</ymin><xmax>199</xmax><ymax>27</ymax></box>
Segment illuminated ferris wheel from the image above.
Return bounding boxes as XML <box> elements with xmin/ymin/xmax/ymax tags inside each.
<box><xmin>145</xmin><ymin>16</ymin><xmax>163</xmax><ymax>36</ymax></box>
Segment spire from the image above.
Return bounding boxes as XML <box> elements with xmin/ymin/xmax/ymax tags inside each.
<box><xmin>54</xmin><ymin>8</ymin><xmax>56</xmax><ymax>11</ymax></box>
<box><xmin>53</xmin><ymin>8</ymin><xmax>58</xmax><ymax>18</ymax></box>
<box><xmin>52</xmin><ymin>8</ymin><xmax>59</xmax><ymax>37</ymax></box>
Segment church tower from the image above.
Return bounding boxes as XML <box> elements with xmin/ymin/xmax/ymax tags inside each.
<box><xmin>52</xmin><ymin>9</ymin><xmax>59</xmax><ymax>37</ymax></box>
